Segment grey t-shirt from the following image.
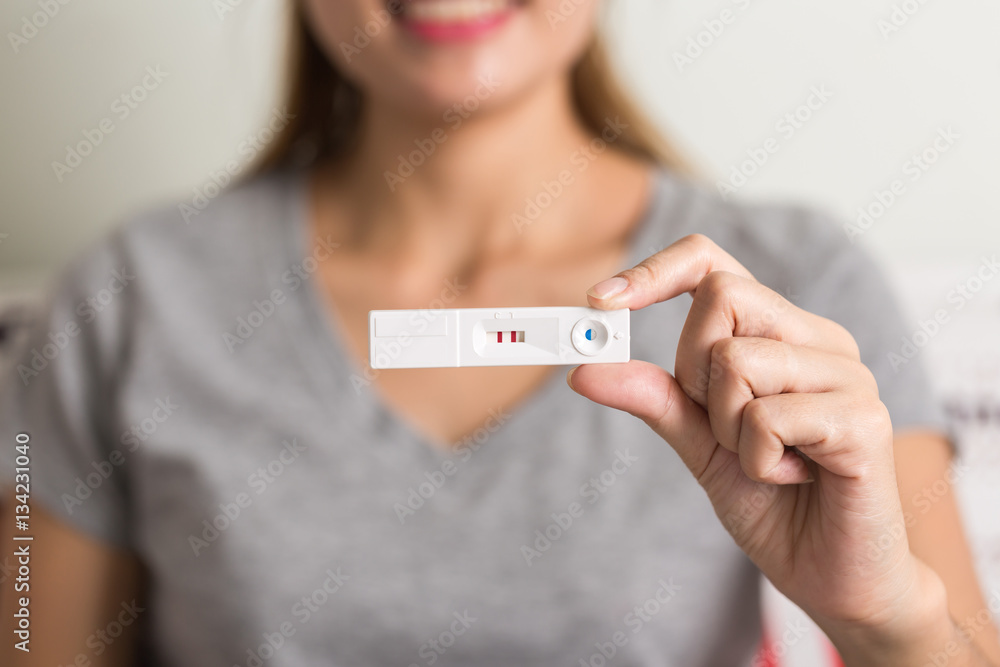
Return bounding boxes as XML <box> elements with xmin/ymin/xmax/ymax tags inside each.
<box><xmin>0</xmin><ymin>167</ymin><xmax>946</xmax><ymax>666</ymax></box>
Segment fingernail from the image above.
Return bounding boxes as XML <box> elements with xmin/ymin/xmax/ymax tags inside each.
<box><xmin>566</xmin><ymin>367</ymin><xmax>577</xmax><ymax>389</ymax></box>
<box><xmin>803</xmin><ymin>475</ymin><xmax>815</xmax><ymax>484</ymax></box>
<box><xmin>587</xmin><ymin>276</ymin><xmax>628</xmax><ymax>300</ymax></box>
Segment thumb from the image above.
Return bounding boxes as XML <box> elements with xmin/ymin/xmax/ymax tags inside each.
<box><xmin>567</xmin><ymin>360</ymin><xmax>719</xmax><ymax>480</ymax></box>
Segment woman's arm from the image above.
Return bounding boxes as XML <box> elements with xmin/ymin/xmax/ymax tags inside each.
<box><xmin>0</xmin><ymin>493</ymin><xmax>144</xmax><ymax>666</ymax></box>
<box><xmin>567</xmin><ymin>234</ymin><xmax>1000</xmax><ymax>667</ymax></box>
<box><xmin>894</xmin><ymin>430</ymin><xmax>1000</xmax><ymax>664</ymax></box>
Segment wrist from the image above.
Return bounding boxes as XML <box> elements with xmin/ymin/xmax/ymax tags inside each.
<box><xmin>821</xmin><ymin>556</ymin><xmax>959</xmax><ymax>666</ymax></box>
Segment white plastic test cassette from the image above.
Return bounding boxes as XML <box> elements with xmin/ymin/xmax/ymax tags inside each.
<box><xmin>368</xmin><ymin>306</ymin><xmax>630</xmax><ymax>369</ymax></box>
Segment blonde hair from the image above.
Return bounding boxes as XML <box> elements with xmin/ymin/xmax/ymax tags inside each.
<box><xmin>252</xmin><ymin>5</ymin><xmax>687</xmax><ymax>174</ymax></box>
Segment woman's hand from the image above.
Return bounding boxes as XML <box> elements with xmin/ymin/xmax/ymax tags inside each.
<box><xmin>567</xmin><ymin>234</ymin><xmax>963</xmax><ymax>664</ymax></box>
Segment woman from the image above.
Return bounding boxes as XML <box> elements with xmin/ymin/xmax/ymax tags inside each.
<box><xmin>2</xmin><ymin>1</ymin><xmax>998</xmax><ymax>665</ymax></box>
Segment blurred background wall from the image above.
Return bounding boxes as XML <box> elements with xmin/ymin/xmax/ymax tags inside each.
<box><xmin>0</xmin><ymin>0</ymin><xmax>287</xmax><ymax>292</ymax></box>
<box><xmin>3</xmin><ymin>0</ymin><xmax>999</xmax><ymax>293</ymax></box>
<box><xmin>1</xmin><ymin>0</ymin><xmax>998</xmax><ymax>663</ymax></box>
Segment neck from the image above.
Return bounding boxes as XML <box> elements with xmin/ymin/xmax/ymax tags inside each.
<box><xmin>313</xmin><ymin>74</ymin><xmax>615</xmax><ymax>263</ymax></box>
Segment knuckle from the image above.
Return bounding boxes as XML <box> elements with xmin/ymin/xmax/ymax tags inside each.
<box><xmin>738</xmin><ymin>400</ymin><xmax>785</xmax><ymax>483</ymax></box>
<box><xmin>737</xmin><ymin>447</ymin><xmax>770</xmax><ymax>483</ymax></box>
<box><xmin>739</xmin><ymin>456</ymin><xmax>768</xmax><ymax>484</ymax></box>
<box><xmin>656</xmin><ymin>374</ymin><xmax>682</xmax><ymax>426</ymax></box>
<box><xmin>678</xmin><ymin>364</ymin><xmax>713</xmax><ymax>402</ymax></box>
<box><xmin>870</xmin><ymin>400</ymin><xmax>893</xmax><ymax>440</ymax></box>
<box><xmin>741</xmin><ymin>399</ymin><xmax>772</xmax><ymax>440</ymax></box>
<box><xmin>696</xmin><ymin>270</ymin><xmax>739</xmax><ymax>306</ymax></box>
<box><xmin>812</xmin><ymin>412</ymin><xmax>838</xmax><ymax>446</ymax></box>
<box><xmin>710</xmin><ymin>337</ymin><xmax>751</xmax><ymax>379</ymax></box>
<box><xmin>625</xmin><ymin>259</ymin><xmax>659</xmax><ymax>287</ymax></box>
<box><xmin>740</xmin><ymin>402</ymin><xmax>778</xmax><ymax>479</ymax></box>
<box><xmin>853</xmin><ymin>361</ymin><xmax>880</xmax><ymax>395</ymax></box>
<box><xmin>681</xmin><ymin>233</ymin><xmax>717</xmax><ymax>254</ymax></box>
<box><xmin>641</xmin><ymin>366</ymin><xmax>681</xmax><ymax>429</ymax></box>
<box><xmin>758</xmin><ymin>287</ymin><xmax>794</xmax><ymax>329</ymax></box>
<box><xmin>848</xmin><ymin>397</ymin><xmax>893</xmax><ymax>452</ymax></box>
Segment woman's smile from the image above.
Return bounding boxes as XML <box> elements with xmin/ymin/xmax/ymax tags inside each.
<box><xmin>396</xmin><ymin>0</ymin><xmax>523</xmax><ymax>42</ymax></box>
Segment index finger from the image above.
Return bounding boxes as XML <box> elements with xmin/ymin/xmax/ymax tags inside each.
<box><xmin>587</xmin><ymin>234</ymin><xmax>757</xmax><ymax>310</ymax></box>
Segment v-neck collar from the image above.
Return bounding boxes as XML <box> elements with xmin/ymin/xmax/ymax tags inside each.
<box><xmin>262</xmin><ymin>164</ymin><xmax>675</xmax><ymax>459</ymax></box>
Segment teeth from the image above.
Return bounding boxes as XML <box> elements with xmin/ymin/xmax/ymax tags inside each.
<box><xmin>402</xmin><ymin>0</ymin><xmax>510</xmax><ymax>23</ymax></box>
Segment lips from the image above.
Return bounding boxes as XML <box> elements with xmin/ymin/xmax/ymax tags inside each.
<box><xmin>394</xmin><ymin>0</ymin><xmax>519</xmax><ymax>41</ymax></box>
<box><xmin>399</xmin><ymin>0</ymin><xmax>512</xmax><ymax>25</ymax></box>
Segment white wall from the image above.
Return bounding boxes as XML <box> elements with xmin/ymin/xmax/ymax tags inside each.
<box><xmin>605</xmin><ymin>0</ymin><xmax>1000</xmax><ymax>266</ymax></box>
<box><xmin>0</xmin><ymin>0</ymin><xmax>286</xmax><ymax>293</ymax></box>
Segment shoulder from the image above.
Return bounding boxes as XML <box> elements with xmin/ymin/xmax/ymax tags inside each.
<box><xmin>52</xmin><ymin>168</ymin><xmax>301</xmax><ymax>315</ymax></box>
<box><xmin>108</xmin><ymin>168</ymin><xmax>301</xmax><ymax>274</ymax></box>
<box><xmin>21</xmin><ymin>169</ymin><xmax>303</xmax><ymax>372</ymax></box>
<box><xmin>643</xmin><ymin>168</ymin><xmax>870</xmax><ymax>306</ymax></box>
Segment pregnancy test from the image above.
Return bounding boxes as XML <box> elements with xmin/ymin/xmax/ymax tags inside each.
<box><xmin>368</xmin><ymin>306</ymin><xmax>630</xmax><ymax>369</ymax></box>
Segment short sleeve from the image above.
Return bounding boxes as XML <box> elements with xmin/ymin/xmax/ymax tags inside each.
<box><xmin>0</xmin><ymin>232</ymin><xmax>133</xmax><ymax>547</ymax></box>
<box><xmin>791</xmin><ymin>214</ymin><xmax>952</xmax><ymax>446</ymax></box>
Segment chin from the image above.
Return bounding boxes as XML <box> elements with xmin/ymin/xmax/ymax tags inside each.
<box><xmin>309</xmin><ymin>0</ymin><xmax>599</xmax><ymax>116</ymax></box>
